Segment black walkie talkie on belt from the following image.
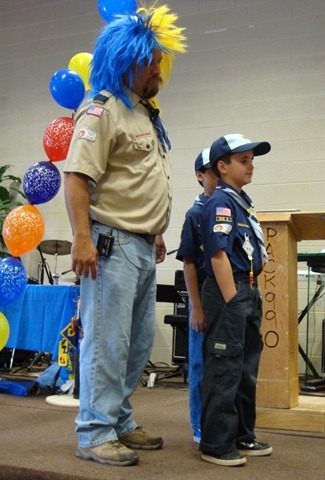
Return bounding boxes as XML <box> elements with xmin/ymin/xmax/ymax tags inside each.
<box><xmin>97</xmin><ymin>233</ymin><xmax>114</xmax><ymax>258</ymax></box>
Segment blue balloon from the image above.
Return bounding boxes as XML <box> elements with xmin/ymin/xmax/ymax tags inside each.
<box><xmin>23</xmin><ymin>161</ymin><xmax>61</xmax><ymax>205</ymax></box>
<box><xmin>0</xmin><ymin>257</ymin><xmax>27</xmax><ymax>307</ymax></box>
<box><xmin>98</xmin><ymin>0</ymin><xmax>137</xmax><ymax>23</ymax></box>
<box><xmin>49</xmin><ymin>69</ymin><xmax>85</xmax><ymax>110</ymax></box>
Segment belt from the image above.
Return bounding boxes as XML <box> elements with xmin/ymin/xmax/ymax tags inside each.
<box><xmin>91</xmin><ymin>221</ymin><xmax>156</xmax><ymax>245</ymax></box>
<box><xmin>233</xmin><ymin>272</ymin><xmax>257</xmax><ymax>286</ymax></box>
<box><xmin>135</xmin><ymin>233</ymin><xmax>156</xmax><ymax>245</ymax></box>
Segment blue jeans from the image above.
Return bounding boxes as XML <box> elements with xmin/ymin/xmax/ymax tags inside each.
<box><xmin>76</xmin><ymin>223</ymin><xmax>157</xmax><ymax>448</ymax></box>
<box><xmin>188</xmin><ymin>311</ymin><xmax>203</xmax><ymax>431</ymax></box>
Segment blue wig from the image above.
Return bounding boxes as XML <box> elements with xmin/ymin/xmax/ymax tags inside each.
<box><xmin>89</xmin><ymin>5</ymin><xmax>186</xmax><ymax>108</ymax></box>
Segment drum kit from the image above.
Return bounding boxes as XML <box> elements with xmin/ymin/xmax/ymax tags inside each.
<box><xmin>36</xmin><ymin>239</ymin><xmax>79</xmax><ymax>285</ymax></box>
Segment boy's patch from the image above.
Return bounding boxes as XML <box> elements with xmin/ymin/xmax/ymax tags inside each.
<box><xmin>216</xmin><ymin>207</ymin><xmax>231</xmax><ymax>217</ymax></box>
<box><xmin>213</xmin><ymin>223</ymin><xmax>232</xmax><ymax>234</ymax></box>
<box><xmin>86</xmin><ymin>105</ymin><xmax>104</xmax><ymax>117</ymax></box>
<box><xmin>78</xmin><ymin>128</ymin><xmax>97</xmax><ymax>142</ymax></box>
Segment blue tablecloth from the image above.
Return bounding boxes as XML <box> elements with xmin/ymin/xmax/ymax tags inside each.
<box><xmin>1</xmin><ymin>285</ymin><xmax>80</xmax><ymax>359</ymax></box>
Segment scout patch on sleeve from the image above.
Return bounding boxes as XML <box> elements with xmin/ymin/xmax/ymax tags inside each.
<box><xmin>216</xmin><ymin>207</ymin><xmax>231</xmax><ymax>217</ymax></box>
<box><xmin>213</xmin><ymin>223</ymin><xmax>232</xmax><ymax>234</ymax></box>
<box><xmin>77</xmin><ymin>128</ymin><xmax>97</xmax><ymax>142</ymax></box>
<box><xmin>86</xmin><ymin>105</ymin><xmax>104</xmax><ymax>117</ymax></box>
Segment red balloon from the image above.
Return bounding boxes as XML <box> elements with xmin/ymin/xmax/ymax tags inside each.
<box><xmin>43</xmin><ymin>117</ymin><xmax>74</xmax><ymax>162</ymax></box>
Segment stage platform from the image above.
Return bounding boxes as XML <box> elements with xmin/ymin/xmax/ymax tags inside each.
<box><xmin>0</xmin><ymin>383</ymin><xmax>324</xmax><ymax>480</ymax></box>
<box><xmin>257</xmin><ymin>394</ymin><xmax>325</xmax><ymax>433</ymax></box>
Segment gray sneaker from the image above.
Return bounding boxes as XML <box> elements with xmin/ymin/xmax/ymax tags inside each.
<box><xmin>76</xmin><ymin>440</ymin><xmax>139</xmax><ymax>466</ymax></box>
<box><xmin>119</xmin><ymin>426</ymin><xmax>163</xmax><ymax>450</ymax></box>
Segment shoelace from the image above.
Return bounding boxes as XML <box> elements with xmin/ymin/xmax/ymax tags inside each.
<box><xmin>110</xmin><ymin>440</ymin><xmax>124</xmax><ymax>449</ymax></box>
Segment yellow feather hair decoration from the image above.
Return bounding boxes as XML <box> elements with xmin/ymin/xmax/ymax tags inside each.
<box><xmin>137</xmin><ymin>4</ymin><xmax>187</xmax><ymax>85</ymax></box>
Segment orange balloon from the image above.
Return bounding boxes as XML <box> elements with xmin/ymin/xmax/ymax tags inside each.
<box><xmin>2</xmin><ymin>205</ymin><xmax>45</xmax><ymax>257</ymax></box>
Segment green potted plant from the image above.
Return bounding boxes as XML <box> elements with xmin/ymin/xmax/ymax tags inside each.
<box><xmin>0</xmin><ymin>164</ymin><xmax>26</xmax><ymax>257</ymax></box>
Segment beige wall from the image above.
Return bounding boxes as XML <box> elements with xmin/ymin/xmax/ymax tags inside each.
<box><xmin>1</xmin><ymin>0</ymin><xmax>324</xmax><ymax>374</ymax></box>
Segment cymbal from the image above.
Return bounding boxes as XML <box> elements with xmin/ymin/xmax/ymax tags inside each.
<box><xmin>63</xmin><ymin>276</ymin><xmax>80</xmax><ymax>285</ymax></box>
<box><xmin>39</xmin><ymin>240</ymin><xmax>72</xmax><ymax>256</ymax></box>
<box><xmin>64</xmin><ymin>277</ymin><xmax>78</xmax><ymax>283</ymax></box>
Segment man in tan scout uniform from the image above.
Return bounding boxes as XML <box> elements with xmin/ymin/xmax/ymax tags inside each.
<box><xmin>64</xmin><ymin>5</ymin><xmax>186</xmax><ymax>467</ymax></box>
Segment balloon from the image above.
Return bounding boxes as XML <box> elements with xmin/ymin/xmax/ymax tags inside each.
<box><xmin>23</xmin><ymin>161</ymin><xmax>61</xmax><ymax>205</ymax></box>
<box><xmin>43</xmin><ymin>117</ymin><xmax>74</xmax><ymax>162</ymax></box>
<box><xmin>68</xmin><ymin>53</ymin><xmax>93</xmax><ymax>91</ymax></box>
<box><xmin>98</xmin><ymin>0</ymin><xmax>137</xmax><ymax>23</ymax></box>
<box><xmin>0</xmin><ymin>258</ymin><xmax>27</xmax><ymax>309</ymax></box>
<box><xmin>49</xmin><ymin>69</ymin><xmax>85</xmax><ymax>110</ymax></box>
<box><xmin>2</xmin><ymin>205</ymin><xmax>45</xmax><ymax>257</ymax></box>
<box><xmin>0</xmin><ymin>312</ymin><xmax>10</xmax><ymax>350</ymax></box>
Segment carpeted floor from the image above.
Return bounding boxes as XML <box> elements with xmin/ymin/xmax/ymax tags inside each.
<box><xmin>0</xmin><ymin>380</ymin><xmax>324</xmax><ymax>480</ymax></box>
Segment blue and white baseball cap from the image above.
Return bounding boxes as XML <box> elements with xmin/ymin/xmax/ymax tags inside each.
<box><xmin>194</xmin><ymin>147</ymin><xmax>211</xmax><ymax>171</ymax></box>
<box><xmin>210</xmin><ymin>134</ymin><xmax>271</xmax><ymax>166</ymax></box>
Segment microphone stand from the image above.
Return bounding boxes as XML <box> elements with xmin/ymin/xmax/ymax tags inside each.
<box><xmin>37</xmin><ymin>246</ymin><xmax>53</xmax><ymax>285</ymax></box>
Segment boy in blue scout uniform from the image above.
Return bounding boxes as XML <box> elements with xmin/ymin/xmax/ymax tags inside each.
<box><xmin>176</xmin><ymin>148</ymin><xmax>218</xmax><ymax>444</ymax></box>
<box><xmin>199</xmin><ymin>134</ymin><xmax>273</xmax><ymax>467</ymax></box>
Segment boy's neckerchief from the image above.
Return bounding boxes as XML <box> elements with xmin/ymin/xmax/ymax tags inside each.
<box><xmin>217</xmin><ymin>185</ymin><xmax>269</xmax><ymax>263</ymax></box>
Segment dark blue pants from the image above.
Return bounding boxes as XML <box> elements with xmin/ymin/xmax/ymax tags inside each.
<box><xmin>200</xmin><ymin>276</ymin><xmax>263</xmax><ymax>456</ymax></box>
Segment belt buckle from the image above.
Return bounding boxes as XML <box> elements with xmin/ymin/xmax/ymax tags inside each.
<box><xmin>146</xmin><ymin>234</ymin><xmax>156</xmax><ymax>244</ymax></box>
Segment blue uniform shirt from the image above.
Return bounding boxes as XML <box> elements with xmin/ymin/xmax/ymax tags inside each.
<box><xmin>202</xmin><ymin>180</ymin><xmax>263</xmax><ymax>279</ymax></box>
<box><xmin>177</xmin><ymin>193</ymin><xmax>209</xmax><ymax>285</ymax></box>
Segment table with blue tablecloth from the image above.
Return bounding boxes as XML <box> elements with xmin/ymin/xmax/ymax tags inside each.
<box><xmin>1</xmin><ymin>285</ymin><xmax>80</xmax><ymax>360</ymax></box>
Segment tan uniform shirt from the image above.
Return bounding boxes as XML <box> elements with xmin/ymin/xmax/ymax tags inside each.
<box><xmin>64</xmin><ymin>89</ymin><xmax>172</xmax><ymax>235</ymax></box>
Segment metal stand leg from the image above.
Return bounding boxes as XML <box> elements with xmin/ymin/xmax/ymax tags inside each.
<box><xmin>299</xmin><ymin>271</ymin><xmax>325</xmax><ymax>388</ymax></box>
<box><xmin>37</xmin><ymin>246</ymin><xmax>53</xmax><ymax>285</ymax></box>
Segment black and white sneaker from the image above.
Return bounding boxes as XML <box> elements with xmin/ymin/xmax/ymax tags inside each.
<box><xmin>201</xmin><ymin>450</ymin><xmax>247</xmax><ymax>467</ymax></box>
<box><xmin>236</xmin><ymin>441</ymin><xmax>272</xmax><ymax>457</ymax></box>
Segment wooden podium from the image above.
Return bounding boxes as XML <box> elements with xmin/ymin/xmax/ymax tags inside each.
<box><xmin>256</xmin><ymin>211</ymin><xmax>325</xmax><ymax>409</ymax></box>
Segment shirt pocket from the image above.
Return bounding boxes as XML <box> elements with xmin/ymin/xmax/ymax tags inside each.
<box><xmin>133</xmin><ymin>136</ymin><xmax>155</xmax><ymax>153</ymax></box>
<box><xmin>131</xmin><ymin>136</ymin><xmax>156</xmax><ymax>171</ymax></box>
<box><xmin>237</xmin><ymin>222</ymin><xmax>253</xmax><ymax>244</ymax></box>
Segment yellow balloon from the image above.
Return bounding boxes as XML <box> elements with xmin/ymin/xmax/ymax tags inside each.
<box><xmin>0</xmin><ymin>312</ymin><xmax>10</xmax><ymax>351</ymax></box>
<box><xmin>68</xmin><ymin>52</ymin><xmax>93</xmax><ymax>90</ymax></box>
